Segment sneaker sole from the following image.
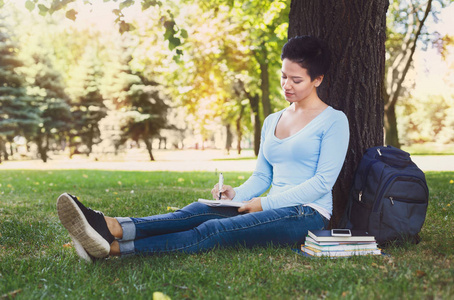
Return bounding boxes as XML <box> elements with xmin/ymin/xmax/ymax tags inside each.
<box><xmin>57</xmin><ymin>193</ymin><xmax>110</xmax><ymax>258</ymax></box>
<box><xmin>69</xmin><ymin>234</ymin><xmax>93</xmax><ymax>263</ymax></box>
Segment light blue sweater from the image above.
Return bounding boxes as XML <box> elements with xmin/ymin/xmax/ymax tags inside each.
<box><xmin>232</xmin><ymin>106</ymin><xmax>349</xmax><ymax>218</ymax></box>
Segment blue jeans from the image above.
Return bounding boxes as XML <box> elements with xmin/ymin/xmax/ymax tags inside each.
<box><xmin>116</xmin><ymin>202</ymin><xmax>328</xmax><ymax>256</ymax></box>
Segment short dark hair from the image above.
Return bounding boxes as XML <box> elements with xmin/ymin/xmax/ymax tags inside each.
<box><xmin>281</xmin><ymin>36</ymin><xmax>331</xmax><ymax>81</ymax></box>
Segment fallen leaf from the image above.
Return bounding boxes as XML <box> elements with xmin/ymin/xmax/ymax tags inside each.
<box><xmin>153</xmin><ymin>292</ymin><xmax>171</xmax><ymax>300</ymax></box>
<box><xmin>416</xmin><ymin>270</ymin><xmax>426</xmax><ymax>278</ymax></box>
<box><xmin>63</xmin><ymin>242</ymin><xmax>72</xmax><ymax>249</ymax></box>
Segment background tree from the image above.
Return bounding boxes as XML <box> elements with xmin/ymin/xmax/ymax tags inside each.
<box><xmin>0</xmin><ymin>15</ymin><xmax>40</xmax><ymax>162</ymax></box>
<box><xmin>68</xmin><ymin>46</ymin><xmax>107</xmax><ymax>157</ymax></box>
<box><xmin>288</xmin><ymin>0</ymin><xmax>388</xmax><ymax>226</ymax></box>
<box><xmin>384</xmin><ymin>0</ymin><xmax>453</xmax><ymax>148</ymax></box>
<box><xmin>104</xmin><ymin>41</ymin><xmax>170</xmax><ymax>161</ymax></box>
<box><xmin>20</xmin><ymin>50</ymin><xmax>72</xmax><ymax>162</ymax></box>
<box><xmin>118</xmin><ymin>74</ymin><xmax>170</xmax><ymax>161</ymax></box>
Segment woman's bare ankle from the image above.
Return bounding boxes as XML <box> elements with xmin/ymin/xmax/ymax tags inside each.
<box><xmin>105</xmin><ymin>216</ymin><xmax>123</xmax><ymax>239</ymax></box>
<box><xmin>110</xmin><ymin>240</ymin><xmax>121</xmax><ymax>256</ymax></box>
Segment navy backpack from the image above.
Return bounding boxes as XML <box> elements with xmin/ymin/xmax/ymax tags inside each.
<box><xmin>340</xmin><ymin>145</ymin><xmax>429</xmax><ymax>246</ymax></box>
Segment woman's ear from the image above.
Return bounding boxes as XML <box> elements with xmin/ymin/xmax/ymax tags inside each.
<box><xmin>314</xmin><ymin>75</ymin><xmax>324</xmax><ymax>87</ymax></box>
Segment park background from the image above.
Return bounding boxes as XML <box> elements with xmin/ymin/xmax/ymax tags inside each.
<box><xmin>1</xmin><ymin>0</ymin><xmax>454</xmax><ymax>299</ymax></box>
<box><xmin>0</xmin><ymin>0</ymin><xmax>453</xmax><ymax>165</ymax></box>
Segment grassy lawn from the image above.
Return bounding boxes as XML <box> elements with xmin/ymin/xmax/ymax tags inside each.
<box><xmin>402</xmin><ymin>143</ymin><xmax>454</xmax><ymax>155</ymax></box>
<box><xmin>0</xmin><ymin>170</ymin><xmax>453</xmax><ymax>299</ymax></box>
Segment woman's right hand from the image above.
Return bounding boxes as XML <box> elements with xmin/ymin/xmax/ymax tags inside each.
<box><xmin>211</xmin><ymin>184</ymin><xmax>236</xmax><ymax>200</ymax></box>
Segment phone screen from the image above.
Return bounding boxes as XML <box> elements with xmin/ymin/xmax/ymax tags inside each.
<box><xmin>331</xmin><ymin>229</ymin><xmax>351</xmax><ymax>236</ymax></box>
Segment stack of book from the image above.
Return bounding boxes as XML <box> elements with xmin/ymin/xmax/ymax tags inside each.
<box><xmin>301</xmin><ymin>230</ymin><xmax>381</xmax><ymax>258</ymax></box>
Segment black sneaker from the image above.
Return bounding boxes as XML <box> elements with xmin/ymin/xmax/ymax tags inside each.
<box><xmin>57</xmin><ymin>193</ymin><xmax>115</xmax><ymax>258</ymax></box>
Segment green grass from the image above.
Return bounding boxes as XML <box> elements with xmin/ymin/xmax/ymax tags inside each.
<box><xmin>0</xmin><ymin>170</ymin><xmax>453</xmax><ymax>299</ymax></box>
<box><xmin>402</xmin><ymin>143</ymin><xmax>454</xmax><ymax>155</ymax></box>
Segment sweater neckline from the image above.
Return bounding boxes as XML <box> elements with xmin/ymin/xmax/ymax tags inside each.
<box><xmin>272</xmin><ymin>106</ymin><xmax>332</xmax><ymax>142</ymax></box>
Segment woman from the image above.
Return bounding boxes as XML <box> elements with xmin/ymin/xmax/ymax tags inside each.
<box><xmin>57</xmin><ymin>35</ymin><xmax>349</xmax><ymax>261</ymax></box>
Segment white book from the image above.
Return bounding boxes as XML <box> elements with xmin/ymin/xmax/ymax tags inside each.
<box><xmin>198</xmin><ymin>199</ymin><xmax>244</xmax><ymax>207</ymax></box>
<box><xmin>302</xmin><ymin>245</ymin><xmax>381</xmax><ymax>257</ymax></box>
<box><xmin>304</xmin><ymin>240</ymin><xmax>378</xmax><ymax>251</ymax></box>
<box><xmin>305</xmin><ymin>236</ymin><xmax>378</xmax><ymax>247</ymax></box>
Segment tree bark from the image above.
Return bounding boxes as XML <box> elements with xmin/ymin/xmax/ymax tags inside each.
<box><xmin>225</xmin><ymin>124</ymin><xmax>233</xmax><ymax>154</ymax></box>
<box><xmin>289</xmin><ymin>0</ymin><xmax>388</xmax><ymax>227</ymax></box>
<box><xmin>384</xmin><ymin>92</ymin><xmax>400</xmax><ymax>148</ymax></box>
<box><xmin>36</xmin><ymin>134</ymin><xmax>48</xmax><ymax>163</ymax></box>
<box><xmin>236</xmin><ymin>102</ymin><xmax>245</xmax><ymax>155</ymax></box>
<box><xmin>248</xmin><ymin>94</ymin><xmax>261</xmax><ymax>156</ymax></box>
<box><xmin>143</xmin><ymin>138</ymin><xmax>155</xmax><ymax>161</ymax></box>
<box><xmin>259</xmin><ymin>43</ymin><xmax>271</xmax><ymax>118</ymax></box>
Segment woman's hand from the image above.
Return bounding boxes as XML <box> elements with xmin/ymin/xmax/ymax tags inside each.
<box><xmin>238</xmin><ymin>197</ymin><xmax>263</xmax><ymax>213</ymax></box>
<box><xmin>211</xmin><ymin>184</ymin><xmax>236</xmax><ymax>200</ymax></box>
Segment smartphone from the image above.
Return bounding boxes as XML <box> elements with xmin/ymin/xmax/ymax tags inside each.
<box><xmin>331</xmin><ymin>229</ymin><xmax>352</xmax><ymax>236</ymax></box>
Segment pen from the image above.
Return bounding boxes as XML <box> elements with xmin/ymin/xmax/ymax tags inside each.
<box><xmin>218</xmin><ymin>172</ymin><xmax>224</xmax><ymax>200</ymax></box>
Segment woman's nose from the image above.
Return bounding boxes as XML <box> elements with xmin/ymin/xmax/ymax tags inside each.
<box><xmin>282</xmin><ymin>79</ymin><xmax>291</xmax><ymax>90</ymax></box>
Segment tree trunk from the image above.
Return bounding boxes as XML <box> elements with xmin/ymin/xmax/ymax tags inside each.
<box><xmin>259</xmin><ymin>44</ymin><xmax>271</xmax><ymax>118</ymax></box>
<box><xmin>0</xmin><ymin>138</ymin><xmax>5</xmax><ymax>163</ymax></box>
<box><xmin>249</xmin><ymin>94</ymin><xmax>261</xmax><ymax>156</ymax></box>
<box><xmin>225</xmin><ymin>124</ymin><xmax>233</xmax><ymax>154</ymax></box>
<box><xmin>236</xmin><ymin>103</ymin><xmax>245</xmax><ymax>155</ymax></box>
<box><xmin>9</xmin><ymin>141</ymin><xmax>13</xmax><ymax>157</ymax></box>
<box><xmin>384</xmin><ymin>92</ymin><xmax>400</xmax><ymax>147</ymax></box>
<box><xmin>289</xmin><ymin>0</ymin><xmax>387</xmax><ymax>227</ymax></box>
<box><xmin>87</xmin><ymin>125</ymin><xmax>94</xmax><ymax>156</ymax></box>
<box><xmin>36</xmin><ymin>134</ymin><xmax>48</xmax><ymax>163</ymax></box>
<box><xmin>143</xmin><ymin>138</ymin><xmax>155</xmax><ymax>161</ymax></box>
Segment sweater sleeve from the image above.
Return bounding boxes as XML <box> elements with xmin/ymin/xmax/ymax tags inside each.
<box><xmin>260</xmin><ymin>112</ymin><xmax>349</xmax><ymax>210</ymax></box>
<box><xmin>232</xmin><ymin>116</ymin><xmax>273</xmax><ymax>202</ymax></box>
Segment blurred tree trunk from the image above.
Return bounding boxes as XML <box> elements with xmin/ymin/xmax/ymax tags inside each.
<box><xmin>258</xmin><ymin>43</ymin><xmax>271</xmax><ymax>118</ymax></box>
<box><xmin>236</xmin><ymin>102</ymin><xmax>245</xmax><ymax>155</ymax></box>
<box><xmin>239</xmin><ymin>80</ymin><xmax>261</xmax><ymax>156</ymax></box>
<box><xmin>384</xmin><ymin>92</ymin><xmax>399</xmax><ymax>148</ymax></box>
<box><xmin>143</xmin><ymin>138</ymin><xmax>155</xmax><ymax>161</ymax></box>
<box><xmin>35</xmin><ymin>134</ymin><xmax>48</xmax><ymax>163</ymax></box>
<box><xmin>248</xmin><ymin>93</ymin><xmax>261</xmax><ymax>156</ymax></box>
<box><xmin>225</xmin><ymin>124</ymin><xmax>233</xmax><ymax>154</ymax></box>
<box><xmin>289</xmin><ymin>0</ymin><xmax>388</xmax><ymax>226</ymax></box>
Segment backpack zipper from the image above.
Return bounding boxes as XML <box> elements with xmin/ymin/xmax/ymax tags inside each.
<box><xmin>373</xmin><ymin>174</ymin><xmax>428</xmax><ymax>212</ymax></box>
<box><xmin>388</xmin><ymin>196</ymin><xmax>426</xmax><ymax>204</ymax></box>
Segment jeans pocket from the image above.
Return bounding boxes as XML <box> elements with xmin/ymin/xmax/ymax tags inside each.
<box><xmin>296</xmin><ymin>205</ymin><xmax>304</xmax><ymax>215</ymax></box>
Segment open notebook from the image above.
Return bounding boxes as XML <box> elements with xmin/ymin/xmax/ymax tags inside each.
<box><xmin>197</xmin><ymin>199</ymin><xmax>245</xmax><ymax>207</ymax></box>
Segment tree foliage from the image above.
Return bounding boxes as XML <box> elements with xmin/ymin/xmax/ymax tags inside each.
<box><xmin>104</xmin><ymin>45</ymin><xmax>170</xmax><ymax>161</ymax></box>
<box><xmin>67</xmin><ymin>47</ymin><xmax>108</xmax><ymax>156</ymax></box>
<box><xmin>25</xmin><ymin>52</ymin><xmax>72</xmax><ymax>162</ymax></box>
<box><xmin>0</xmin><ymin>15</ymin><xmax>41</xmax><ymax>161</ymax></box>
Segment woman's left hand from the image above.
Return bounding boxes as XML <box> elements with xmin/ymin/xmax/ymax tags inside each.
<box><xmin>238</xmin><ymin>197</ymin><xmax>263</xmax><ymax>213</ymax></box>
